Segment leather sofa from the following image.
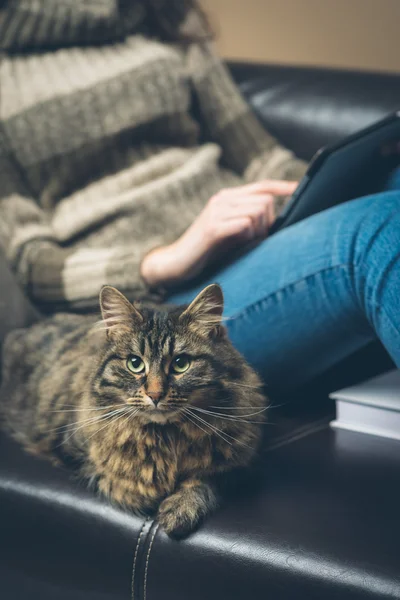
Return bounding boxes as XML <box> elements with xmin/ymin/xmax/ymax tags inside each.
<box><xmin>1</xmin><ymin>62</ymin><xmax>400</xmax><ymax>600</ymax></box>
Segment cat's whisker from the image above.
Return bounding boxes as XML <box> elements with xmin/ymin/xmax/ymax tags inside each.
<box><xmin>45</xmin><ymin>407</ymin><xmax>128</xmax><ymax>434</ymax></box>
<box><xmin>84</xmin><ymin>407</ymin><xmax>137</xmax><ymax>442</ymax></box>
<box><xmin>51</xmin><ymin>409</ymin><xmax>127</xmax><ymax>432</ymax></box>
<box><xmin>191</xmin><ymin>376</ymin><xmax>263</xmax><ymax>391</ymax></box>
<box><xmin>57</xmin><ymin>407</ymin><xmax>129</xmax><ymax>446</ymax></box>
<box><xmin>190</xmin><ymin>406</ymin><xmax>267</xmax><ymax>424</ymax></box>
<box><xmin>191</xmin><ymin>407</ymin><xmax>266</xmax><ymax>425</ymax></box>
<box><xmin>118</xmin><ymin>408</ymin><xmax>141</xmax><ymax>431</ymax></box>
<box><xmin>48</xmin><ymin>404</ymin><xmax>127</xmax><ymax>413</ymax></box>
<box><xmin>209</xmin><ymin>405</ymin><xmax>269</xmax><ymax>410</ymax></box>
<box><xmin>128</xmin><ymin>408</ymin><xmax>140</xmax><ymax>422</ymax></box>
<box><xmin>191</xmin><ymin>413</ymin><xmax>252</xmax><ymax>449</ymax></box>
<box><xmin>262</xmin><ymin>401</ymin><xmax>295</xmax><ymax>410</ymax></box>
<box><xmin>181</xmin><ymin>409</ymin><xmax>213</xmax><ymax>439</ymax></box>
<box><xmin>201</xmin><ymin>406</ymin><xmax>268</xmax><ymax>418</ymax></box>
<box><xmin>217</xmin><ymin>406</ymin><xmax>267</xmax><ymax>415</ymax></box>
<box><xmin>50</xmin><ymin>404</ymin><xmax>109</xmax><ymax>409</ymax></box>
<box><xmin>55</xmin><ymin>415</ymin><xmax>126</xmax><ymax>441</ymax></box>
<box><xmin>185</xmin><ymin>408</ymin><xmax>254</xmax><ymax>449</ymax></box>
<box><xmin>184</xmin><ymin>408</ymin><xmax>234</xmax><ymax>446</ymax></box>
<box><xmin>84</xmin><ymin>415</ymin><xmax>127</xmax><ymax>443</ymax></box>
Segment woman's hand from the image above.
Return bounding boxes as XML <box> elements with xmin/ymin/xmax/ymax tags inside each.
<box><xmin>140</xmin><ymin>180</ymin><xmax>298</xmax><ymax>287</ymax></box>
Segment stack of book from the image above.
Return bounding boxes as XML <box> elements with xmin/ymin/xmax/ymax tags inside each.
<box><xmin>330</xmin><ymin>369</ymin><xmax>400</xmax><ymax>441</ymax></box>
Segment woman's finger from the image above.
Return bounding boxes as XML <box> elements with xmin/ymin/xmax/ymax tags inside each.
<box><xmin>267</xmin><ymin>197</ymin><xmax>276</xmax><ymax>228</ymax></box>
<box><xmin>223</xmin><ymin>180</ymin><xmax>298</xmax><ymax>197</ymax></box>
<box><xmin>225</xmin><ymin>197</ymin><xmax>273</xmax><ymax>237</ymax></box>
<box><xmin>230</xmin><ymin>194</ymin><xmax>274</xmax><ymax>210</ymax></box>
<box><xmin>228</xmin><ymin>194</ymin><xmax>275</xmax><ymax>215</ymax></box>
<box><xmin>214</xmin><ymin>217</ymin><xmax>255</xmax><ymax>243</ymax></box>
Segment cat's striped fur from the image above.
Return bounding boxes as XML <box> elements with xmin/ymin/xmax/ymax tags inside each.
<box><xmin>1</xmin><ymin>284</ymin><xmax>266</xmax><ymax>537</ymax></box>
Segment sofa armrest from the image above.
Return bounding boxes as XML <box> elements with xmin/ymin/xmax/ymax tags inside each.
<box><xmin>229</xmin><ymin>62</ymin><xmax>400</xmax><ymax>161</ymax></box>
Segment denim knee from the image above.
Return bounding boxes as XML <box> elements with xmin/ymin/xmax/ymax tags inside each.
<box><xmin>351</xmin><ymin>191</ymin><xmax>400</xmax><ymax>328</ymax></box>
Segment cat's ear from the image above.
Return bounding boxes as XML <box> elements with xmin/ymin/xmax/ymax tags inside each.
<box><xmin>180</xmin><ymin>284</ymin><xmax>224</xmax><ymax>336</ymax></box>
<box><xmin>99</xmin><ymin>286</ymin><xmax>142</xmax><ymax>337</ymax></box>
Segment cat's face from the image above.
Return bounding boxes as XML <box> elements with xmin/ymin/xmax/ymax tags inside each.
<box><xmin>93</xmin><ymin>284</ymin><xmax>238</xmax><ymax>425</ymax></box>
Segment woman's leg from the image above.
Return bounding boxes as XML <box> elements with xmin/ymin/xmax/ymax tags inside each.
<box><xmin>169</xmin><ymin>191</ymin><xmax>400</xmax><ymax>395</ymax></box>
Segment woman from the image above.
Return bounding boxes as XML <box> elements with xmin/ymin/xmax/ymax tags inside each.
<box><xmin>0</xmin><ymin>0</ymin><xmax>399</xmax><ymax>395</ymax></box>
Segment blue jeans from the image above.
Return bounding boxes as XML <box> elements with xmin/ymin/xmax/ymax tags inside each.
<box><xmin>169</xmin><ymin>183</ymin><xmax>400</xmax><ymax>395</ymax></box>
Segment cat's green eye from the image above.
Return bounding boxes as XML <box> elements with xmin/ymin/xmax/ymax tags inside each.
<box><xmin>171</xmin><ymin>354</ymin><xmax>191</xmax><ymax>374</ymax></box>
<box><xmin>127</xmin><ymin>355</ymin><xmax>145</xmax><ymax>374</ymax></box>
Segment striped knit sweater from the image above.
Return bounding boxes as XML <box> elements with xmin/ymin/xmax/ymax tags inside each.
<box><xmin>0</xmin><ymin>0</ymin><xmax>307</xmax><ymax>311</ymax></box>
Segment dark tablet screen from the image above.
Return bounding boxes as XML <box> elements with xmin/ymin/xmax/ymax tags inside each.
<box><xmin>270</xmin><ymin>111</ymin><xmax>400</xmax><ymax>235</ymax></box>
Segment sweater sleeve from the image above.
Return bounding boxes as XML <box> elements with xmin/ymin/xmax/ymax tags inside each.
<box><xmin>0</xmin><ymin>130</ymin><xmax>164</xmax><ymax>311</ymax></box>
<box><xmin>187</xmin><ymin>44</ymin><xmax>308</xmax><ymax>211</ymax></box>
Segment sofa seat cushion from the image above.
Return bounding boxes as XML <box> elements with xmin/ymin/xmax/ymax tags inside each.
<box><xmin>1</xmin><ymin>419</ymin><xmax>400</xmax><ymax>600</ymax></box>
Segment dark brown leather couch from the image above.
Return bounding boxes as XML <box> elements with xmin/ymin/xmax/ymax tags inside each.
<box><xmin>1</xmin><ymin>62</ymin><xmax>400</xmax><ymax>600</ymax></box>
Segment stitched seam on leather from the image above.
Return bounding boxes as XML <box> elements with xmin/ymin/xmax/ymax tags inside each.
<box><xmin>144</xmin><ymin>524</ymin><xmax>160</xmax><ymax>600</ymax></box>
<box><xmin>131</xmin><ymin>518</ymin><xmax>149</xmax><ymax>600</ymax></box>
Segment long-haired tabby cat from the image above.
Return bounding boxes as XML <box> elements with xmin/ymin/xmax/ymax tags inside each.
<box><xmin>1</xmin><ymin>284</ymin><xmax>266</xmax><ymax>537</ymax></box>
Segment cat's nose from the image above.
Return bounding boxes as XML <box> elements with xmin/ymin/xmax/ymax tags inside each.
<box><xmin>146</xmin><ymin>391</ymin><xmax>163</xmax><ymax>406</ymax></box>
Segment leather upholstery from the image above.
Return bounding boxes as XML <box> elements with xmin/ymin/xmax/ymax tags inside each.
<box><xmin>1</xmin><ymin>62</ymin><xmax>400</xmax><ymax>599</ymax></box>
<box><xmin>148</xmin><ymin>429</ymin><xmax>400</xmax><ymax>600</ymax></box>
<box><xmin>2</xmin><ymin>423</ymin><xmax>400</xmax><ymax>599</ymax></box>
<box><xmin>231</xmin><ymin>62</ymin><xmax>400</xmax><ymax>162</ymax></box>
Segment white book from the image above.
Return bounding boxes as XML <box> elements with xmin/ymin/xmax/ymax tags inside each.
<box><xmin>330</xmin><ymin>369</ymin><xmax>400</xmax><ymax>442</ymax></box>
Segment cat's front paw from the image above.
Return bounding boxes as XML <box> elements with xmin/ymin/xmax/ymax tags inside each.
<box><xmin>157</xmin><ymin>481</ymin><xmax>217</xmax><ymax>539</ymax></box>
<box><xmin>157</xmin><ymin>494</ymin><xmax>196</xmax><ymax>539</ymax></box>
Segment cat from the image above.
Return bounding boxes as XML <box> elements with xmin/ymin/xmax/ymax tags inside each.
<box><xmin>0</xmin><ymin>283</ymin><xmax>266</xmax><ymax>537</ymax></box>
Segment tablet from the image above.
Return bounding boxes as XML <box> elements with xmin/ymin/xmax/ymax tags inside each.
<box><xmin>269</xmin><ymin>111</ymin><xmax>400</xmax><ymax>235</ymax></box>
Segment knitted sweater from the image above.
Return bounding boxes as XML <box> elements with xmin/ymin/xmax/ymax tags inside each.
<box><xmin>0</xmin><ymin>0</ymin><xmax>307</xmax><ymax>311</ymax></box>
